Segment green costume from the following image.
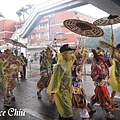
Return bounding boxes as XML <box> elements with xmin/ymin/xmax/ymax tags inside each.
<box><xmin>0</xmin><ymin>59</ymin><xmax>8</xmax><ymax>91</ymax></box>
<box><xmin>47</xmin><ymin>53</ymin><xmax>76</xmax><ymax>118</ymax></box>
<box><xmin>14</xmin><ymin>55</ymin><xmax>25</xmax><ymax>64</ymax></box>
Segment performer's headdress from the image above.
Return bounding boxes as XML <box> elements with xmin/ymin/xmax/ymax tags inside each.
<box><xmin>92</xmin><ymin>47</ymin><xmax>105</xmax><ymax>61</ymax></box>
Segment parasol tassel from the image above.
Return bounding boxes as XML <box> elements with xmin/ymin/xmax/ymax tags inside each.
<box><xmin>110</xmin><ymin>25</ymin><xmax>115</xmax><ymax>55</ymax></box>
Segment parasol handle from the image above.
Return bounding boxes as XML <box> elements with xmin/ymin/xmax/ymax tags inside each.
<box><xmin>76</xmin><ymin>36</ymin><xmax>82</xmax><ymax>50</ymax></box>
<box><xmin>111</xmin><ymin>25</ymin><xmax>114</xmax><ymax>42</ymax></box>
<box><xmin>79</xmin><ymin>36</ymin><xmax>82</xmax><ymax>45</ymax></box>
<box><xmin>78</xmin><ymin>30</ymin><xmax>84</xmax><ymax>46</ymax></box>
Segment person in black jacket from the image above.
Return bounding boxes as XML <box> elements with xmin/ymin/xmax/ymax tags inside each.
<box><xmin>20</xmin><ymin>53</ymin><xmax>27</xmax><ymax>80</ymax></box>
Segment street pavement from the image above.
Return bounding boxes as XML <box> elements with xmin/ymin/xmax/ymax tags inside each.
<box><xmin>0</xmin><ymin>60</ymin><xmax>120</xmax><ymax>120</ymax></box>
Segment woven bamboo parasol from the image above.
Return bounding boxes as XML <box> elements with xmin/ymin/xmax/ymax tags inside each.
<box><xmin>93</xmin><ymin>14</ymin><xmax>120</xmax><ymax>45</ymax></box>
<box><xmin>2</xmin><ymin>38</ymin><xmax>27</xmax><ymax>48</ymax></box>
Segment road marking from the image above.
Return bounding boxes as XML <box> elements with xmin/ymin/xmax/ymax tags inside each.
<box><xmin>23</xmin><ymin>108</ymin><xmax>57</xmax><ymax>120</ymax></box>
<box><xmin>114</xmin><ymin>95</ymin><xmax>120</xmax><ymax>99</ymax></box>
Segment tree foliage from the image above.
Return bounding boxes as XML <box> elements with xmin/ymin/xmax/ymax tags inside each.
<box><xmin>0</xmin><ymin>12</ymin><xmax>4</xmax><ymax>18</ymax></box>
<box><xmin>16</xmin><ymin>3</ymin><xmax>34</xmax><ymax>22</ymax></box>
<box><xmin>80</xmin><ymin>25</ymin><xmax>120</xmax><ymax>48</ymax></box>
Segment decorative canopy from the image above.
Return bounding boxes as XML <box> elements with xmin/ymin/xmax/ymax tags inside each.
<box><xmin>63</xmin><ymin>19</ymin><xmax>104</xmax><ymax>37</ymax></box>
<box><xmin>93</xmin><ymin>14</ymin><xmax>120</xmax><ymax>26</ymax></box>
<box><xmin>2</xmin><ymin>38</ymin><xmax>27</xmax><ymax>48</ymax></box>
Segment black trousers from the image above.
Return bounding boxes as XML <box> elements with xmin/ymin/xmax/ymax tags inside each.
<box><xmin>59</xmin><ymin>115</ymin><xmax>73</xmax><ymax>120</ymax></box>
<box><xmin>20</xmin><ymin>65</ymin><xmax>26</xmax><ymax>79</ymax></box>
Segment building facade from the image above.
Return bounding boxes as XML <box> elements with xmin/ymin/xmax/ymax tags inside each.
<box><xmin>0</xmin><ymin>19</ymin><xmax>16</xmax><ymax>45</ymax></box>
<box><xmin>0</xmin><ymin>11</ymin><xmax>95</xmax><ymax>55</ymax></box>
<box><xmin>27</xmin><ymin>10</ymin><xmax>95</xmax><ymax>54</ymax></box>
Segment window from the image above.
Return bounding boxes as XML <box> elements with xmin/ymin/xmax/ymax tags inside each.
<box><xmin>51</xmin><ymin>30</ymin><xmax>56</xmax><ymax>36</ymax></box>
<box><xmin>1</xmin><ymin>35</ymin><xmax>4</xmax><ymax>39</ymax></box>
<box><xmin>51</xmin><ymin>19</ymin><xmax>55</xmax><ymax>25</ymax></box>
<box><xmin>35</xmin><ymin>33</ymin><xmax>39</xmax><ymax>38</ymax></box>
<box><xmin>60</xmin><ymin>24</ymin><xmax>65</xmax><ymax>28</ymax></box>
<box><xmin>40</xmin><ymin>22</ymin><xmax>47</xmax><ymax>28</ymax></box>
<box><xmin>36</xmin><ymin>23</ymin><xmax>40</xmax><ymax>29</ymax></box>
<box><xmin>31</xmin><ymin>33</ymin><xmax>35</xmax><ymax>39</ymax></box>
<box><xmin>1</xmin><ymin>27</ymin><xmax>4</xmax><ymax>31</ymax></box>
<box><xmin>40</xmin><ymin>32</ymin><xmax>47</xmax><ymax>38</ymax></box>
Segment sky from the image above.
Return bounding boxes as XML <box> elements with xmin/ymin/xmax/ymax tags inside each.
<box><xmin>73</xmin><ymin>4</ymin><xmax>109</xmax><ymax>19</ymax></box>
<box><xmin>0</xmin><ymin>0</ymin><xmax>109</xmax><ymax>21</ymax></box>
<box><xmin>0</xmin><ymin>0</ymin><xmax>41</xmax><ymax>21</ymax></box>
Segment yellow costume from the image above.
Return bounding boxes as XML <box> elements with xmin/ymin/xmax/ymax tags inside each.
<box><xmin>47</xmin><ymin>53</ymin><xmax>76</xmax><ymax>118</ymax></box>
<box><xmin>110</xmin><ymin>52</ymin><xmax>120</xmax><ymax>92</ymax></box>
<box><xmin>3</xmin><ymin>49</ymin><xmax>20</xmax><ymax>100</ymax></box>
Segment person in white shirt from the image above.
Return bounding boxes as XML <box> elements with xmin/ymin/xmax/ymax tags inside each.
<box><xmin>28</xmin><ymin>54</ymin><xmax>32</xmax><ymax>70</ymax></box>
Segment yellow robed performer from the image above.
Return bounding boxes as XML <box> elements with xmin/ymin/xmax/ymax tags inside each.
<box><xmin>110</xmin><ymin>44</ymin><xmax>120</xmax><ymax>101</ymax></box>
<box><xmin>47</xmin><ymin>44</ymin><xmax>76</xmax><ymax>119</ymax></box>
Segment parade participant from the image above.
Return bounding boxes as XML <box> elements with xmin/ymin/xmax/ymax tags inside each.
<box><xmin>88</xmin><ymin>48</ymin><xmax>116</xmax><ymax>120</ymax></box>
<box><xmin>47</xmin><ymin>44</ymin><xmax>76</xmax><ymax>120</ymax></box>
<box><xmin>72</xmin><ymin>46</ymin><xmax>90</xmax><ymax>119</ymax></box>
<box><xmin>5</xmin><ymin>60</ymin><xmax>18</xmax><ymax>101</ymax></box>
<box><xmin>110</xmin><ymin>43</ymin><xmax>120</xmax><ymax>101</ymax></box>
<box><xmin>72</xmin><ymin>64</ymin><xmax>90</xmax><ymax>119</ymax></box>
<box><xmin>20</xmin><ymin>53</ymin><xmax>27</xmax><ymax>80</ymax></box>
<box><xmin>13</xmin><ymin>49</ymin><xmax>25</xmax><ymax>81</ymax></box>
<box><xmin>27</xmin><ymin>53</ymin><xmax>32</xmax><ymax>70</ymax></box>
<box><xmin>4</xmin><ymin>49</ymin><xmax>19</xmax><ymax>101</ymax></box>
<box><xmin>39</xmin><ymin>51</ymin><xmax>44</xmax><ymax>64</ymax></box>
<box><xmin>37</xmin><ymin>48</ymin><xmax>54</xmax><ymax>98</ymax></box>
<box><xmin>39</xmin><ymin>51</ymin><xmax>44</xmax><ymax>75</ymax></box>
<box><xmin>0</xmin><ymin>55</ymin><xmax>11</xmax><ymax>106</ymax></box>
<box><xmin>72</xmin><ymin>60</ymin><xmax>79</xmax><ymax>85</ymax></box>
<box><xmin>0</xmin><ymin>51</ymin><xmax>4</xmax><ymax>61</ymax></box>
